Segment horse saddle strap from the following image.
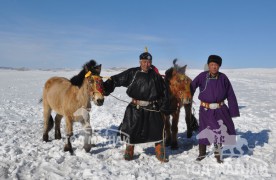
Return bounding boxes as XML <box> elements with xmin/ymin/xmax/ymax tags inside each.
<box><xmin>200</xmin><ymin>101</ymin><xmax>224</xmax><ymax>109</ymax></box>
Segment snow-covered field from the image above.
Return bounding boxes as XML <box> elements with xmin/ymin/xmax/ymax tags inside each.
<box><xmin>0</xmin><ymin>68</ymin><xmax>275</xmax><ymax>179</ymax></box>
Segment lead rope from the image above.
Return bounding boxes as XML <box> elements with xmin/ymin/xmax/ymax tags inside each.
<box><xmin>162</xmin><ymin>115</ymin><xmax>166</xmax><ymax>163</ymax></box>
<box><xmin>109</xmin><ymin>94</ymin><xmax>160</xmax><ymax>112</ymax></box>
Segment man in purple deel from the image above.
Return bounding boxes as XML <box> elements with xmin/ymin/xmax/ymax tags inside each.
<box><xmin>191</xmin><ymin>55</ymin><xmax>240</xmax><ymax>163</ymax></box>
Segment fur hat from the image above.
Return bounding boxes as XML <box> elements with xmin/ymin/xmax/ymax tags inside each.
<box><xmin>207</xmin><ymin>55</ymin><xmax>222</xmax><ymax>66</ymax></box>
<box><xmin>139</xmin><ymin>52</ymin><xmax>152</xmax><ymax>61</ymax></box>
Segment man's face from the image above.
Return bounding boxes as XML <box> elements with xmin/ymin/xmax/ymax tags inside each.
<box><xmin>140</xmin><ymin>59</ymin><xmax>152</xmax><ymax>72</ymax></box>
<box><xmin>208</xmin><ymin>62</ymin><xmax>220</xmax><ymax>75</ymax></box>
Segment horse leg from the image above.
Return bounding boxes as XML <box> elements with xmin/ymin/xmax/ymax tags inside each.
<box><xmin>64</xmin><ymin>116</ymin><xmax>73</xmax><ymax>153</ymax></box>
<box><xmin>171</xmin><ymin>111</ymin><xmax>180</xmax><ymax>149</ymax></box>
<box><xmin>164</xmin><ymin>115</ymin><xmax>172</xmax><ymax>147</ymax></box>
<box><xmin>80</xmin><ymin>113</ymin><xmax>93</xmax><ymax>153</ymax></box>
<box><xmin>42</xmin><ymin>102</ymin><xmax>54</xmax><ymax>142</ymax></box>
<box><xmin>55</xmin><ymin>114</ymin><xmax>63</xmax><ymax>139</ymax></box>
<box><xmin>184</xmin><ymin>103</ymin><xmax>192</xmax><ymax>138</ymax></box>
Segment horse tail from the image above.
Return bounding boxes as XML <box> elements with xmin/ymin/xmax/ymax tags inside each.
<box><xmin>38</xmin><ymin>98</ymin><xmax>43</xmax><ymax>104</ymax></box>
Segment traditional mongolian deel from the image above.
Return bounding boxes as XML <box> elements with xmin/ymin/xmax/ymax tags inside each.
<box><xmin>191</xmin><ymin>71</ymin><xmax>240</xmax><ymax>145</ymax></box>
<box><xmin>104</xmin><ymin>67</ymin><xmax>169</xmax><ymax>144</ymax></box>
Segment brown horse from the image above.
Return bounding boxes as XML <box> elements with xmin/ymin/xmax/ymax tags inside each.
<box><xmin>42</xmin><ymin>60</ymin><xmax>104</xmax><ymax>153</ymax></box>
<box><xmin>164</xmin><ymin>59</ymin><xmax>198</xmax><ymax>149</ymax></box>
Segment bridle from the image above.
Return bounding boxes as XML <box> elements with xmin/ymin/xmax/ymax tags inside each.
<box><xmin>85</xmin><ymin>71</ymin><xmax>104</xmax><ymax>96</ymax></box>
<box><xmin>90</xmin><ymin>75</ymin><xmax>104</xmax><ymax>95</ymax></box>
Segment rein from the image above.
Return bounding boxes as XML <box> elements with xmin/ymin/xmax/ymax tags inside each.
<box><xmin>109</xmin><ymin>94</ymin><xmax>160</xmax><ymax>112</ymax></box>
<box><xmin>85</xmin><ymin>71</ymin><xmax>104</xmax><ymax>96</ymax></box>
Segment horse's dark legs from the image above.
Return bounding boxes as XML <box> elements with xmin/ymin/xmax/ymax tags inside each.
<box><xmin>184</xmin><ymin>103</ymin><xmax>193</xmax><ymax>138</ymax></box>
<box><xmin>164</xmin><ymin>115</ymin><xmax>172</xmax><ymax>146</ymax></box>
<box><xmin>171</xmin><ymin>111</ymin><xmax>180</xmax><ymax>149</ymax></box>
<box><xmin>43</xmin><ymin>104</ymin><xmax>53</xmax><ymax>142</ymax></box>
<box><xmin>64</xmin><ymin>135</ymin><xmax>73</xmax><ymax>154</ymax></box>
<box><xmin>55</xmin><ymin>114</ymin><xmax>62</xmax><ymax>139</ymax></box>
<box><xmin>64</xmin><ymin>116</ymin><xmax>73</xmax><ymax>153</ymax></box>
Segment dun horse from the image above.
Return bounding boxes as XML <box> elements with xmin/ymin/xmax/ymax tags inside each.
<box><xmin>164</xmin><ymin>59</ymin><xmax>198</xmax><ymax>149</ymax></box>
<box><xmin>42</xmin><ymin>60</ymin><xmax>104</xmax><ymax>153</ymax></box>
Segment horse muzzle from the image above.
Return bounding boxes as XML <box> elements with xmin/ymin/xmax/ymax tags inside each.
<box><xmin>96</xmin><ymin>98</ymin><xmax>104</xmax><ymax>106</ymax></box>
<box><xmin>181</xmin><ymin>98</ymin><xmax>192</xmax><ymax>105</ymax></box>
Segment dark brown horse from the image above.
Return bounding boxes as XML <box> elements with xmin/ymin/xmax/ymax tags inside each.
<box><xmin>164</xmin><ymin>59</ymin><xmax>198</xmax><ymax>149</ymax></box>
<box><xmin>42</xmin><ymin>60</ymin><xmax>104</xmax><ymax>153</ymax></box>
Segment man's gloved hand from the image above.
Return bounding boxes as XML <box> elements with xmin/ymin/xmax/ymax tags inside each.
<box><xmin>103</xmin><ymin>79</ymin><xmax>114</xmax><ymax>96</ymax></box>
<box><xmin>103</xmin><ymin>90</ymin><xmax>110</xmax><ymax>96</ymax></box>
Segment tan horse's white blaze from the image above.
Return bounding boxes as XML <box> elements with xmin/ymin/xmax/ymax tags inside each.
<box><xmin>42</xmin><ymin>62</ymin><xmax>104</xmax><ymax>153</ymax></box>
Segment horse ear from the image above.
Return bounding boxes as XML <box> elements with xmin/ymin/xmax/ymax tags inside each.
<box><xmin>173</xmin><ymin>58</ymin><xmax>178</xmax><ymax>68</ymax></box>
<box><xmin>178</xmin><ymin>65</ymin><xmax>187</xmax><ymax>74</ymax></box>
<box><xmin>94</xmin><ymin>64</ymin><xmax>102</xmax><ymax>75</ymax></box>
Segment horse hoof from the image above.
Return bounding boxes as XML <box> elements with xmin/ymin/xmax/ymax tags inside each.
<box><xmin>55</xmin><ymin>133</ymin><xmax>61</xmax><ymax>140</ymax></box>
<box><xmin>64</xmin><ymin>144</ymin><xmax>73</xmax><ymax>154</ymax></box>
<box><xmin>171</xmin><ymin>142</ymin><xmax>179</xmax><ymax>150</ymax></box>
<box><xmin>43</xmin><ymin>134</ymin><xmax>49</xmax><ymax>142</ymax></box>
<box><xmin>83</xmin><ymin>144</ymin><xmax>93</xmax><ymax>152</ymax></box>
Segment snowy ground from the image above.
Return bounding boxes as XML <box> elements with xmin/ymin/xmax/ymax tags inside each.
<box><xmin>0</xmin><ymin>68</ymin><xmax>275</xmax><ymax>179</ymax></box>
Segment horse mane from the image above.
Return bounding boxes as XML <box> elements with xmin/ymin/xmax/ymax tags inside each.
<box><xmin>70</xmin><ymin>60</ymin><xmax>98</xmax><ymax>88</ymax></box>
<box><xmin>173</xmin><ymin>59</ymin><xmax>187</xmax><ymax>74</ymax></box>
<box><xmin>165</xmin><ymin>59</ymin><xmax>187</xmax><ymax>81</ymax></box>
<box><xmin>165</xmin><ymin>67</ymin><xmax>174</xmax><ymax>81</ymax></box>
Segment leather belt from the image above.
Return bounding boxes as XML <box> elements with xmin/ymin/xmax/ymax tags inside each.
<box><xmin>201</xmin><ymin>101</ymin><xmax>224</xmax><ymax>109</ymax></box>
<box><xmin>132</xmin><ymin>99</ymin><xmax>156</xmax><ymax>107</ymax></box>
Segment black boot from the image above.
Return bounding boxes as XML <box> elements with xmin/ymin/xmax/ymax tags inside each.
<box><xmin>196</xmin><ymin>144</ymin><xmax>207</xmax><ymax>161</ymax></box>
<box><xmin>214</xmin><ymin>144</ymin><xmax>223</xmax><ymax>163</ymax></box>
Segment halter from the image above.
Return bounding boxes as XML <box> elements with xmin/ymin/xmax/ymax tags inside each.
<box><xmin>91</xmin><ymin>75</ymin><xmax>104</xmax><ymax>94</ymax></box>
<box><xmin>85</xmin><ymin>71</ymin><xmax>104</xmax><ymax>95</ymax></box>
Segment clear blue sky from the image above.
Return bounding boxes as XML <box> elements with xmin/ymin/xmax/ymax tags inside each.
<box><xmin>0</xmin><ymin>0</ymin><xmax>275</xmax><ymax>69</ymax></box>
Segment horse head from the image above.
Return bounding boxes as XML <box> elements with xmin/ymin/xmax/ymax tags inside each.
<box><xmin>165</xmin><ymin>59</ymin><xmax>192</xmax><ymax>105</ymax></box>
<box><xmin>84</xmin><ymin>60</ymin><xmax>104</xmax><ymax>106</ymax></box>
